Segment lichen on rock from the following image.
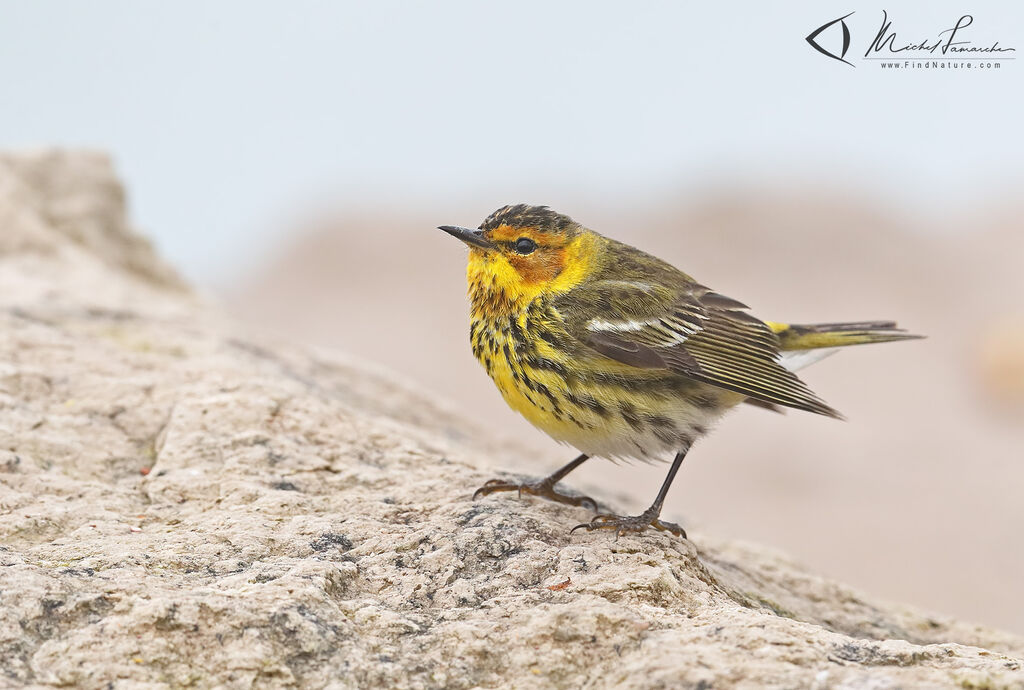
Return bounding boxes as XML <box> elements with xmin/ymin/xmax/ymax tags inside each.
<box><xmin>1</xmin><ymin>152</ymin><xmax>1022</xmax><ymax>689</ymax></box>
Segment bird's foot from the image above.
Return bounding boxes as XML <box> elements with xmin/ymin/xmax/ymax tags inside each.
<box><xmin>570</xmin><ymin>507</ymin><xmax>686</xmax><ymax>539</ymax></box>
<box><xmin>473</xmin><ymin>477</ymin><xmax>597</xmax><ymax>511</ymax></box>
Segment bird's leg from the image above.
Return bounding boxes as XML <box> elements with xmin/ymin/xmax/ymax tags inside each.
<box><xmin>571</xmin><ymin>444</ymin><xmax>690</xmax><ymax>539</ymax></box>
<box><xmin>473</xmin><ymin>453</ymin><xmax>597</xmax><ymax>510</ymax></box>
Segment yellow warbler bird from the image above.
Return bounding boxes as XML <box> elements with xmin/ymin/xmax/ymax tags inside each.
<box><xmin>439</xmin><ymin>204</ymin><xmax>921</xmax><ymax>538</ymax></box>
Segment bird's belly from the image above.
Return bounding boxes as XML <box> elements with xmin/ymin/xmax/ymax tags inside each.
<box><xmin>531</xmin><ymin>391</ymin><xmax>733</xmax><ymax>462</ymax></box>
<box><xmin>472</xmin><ymin>319</ymin><xmax>742</xmax><ymax>462</ymax></box>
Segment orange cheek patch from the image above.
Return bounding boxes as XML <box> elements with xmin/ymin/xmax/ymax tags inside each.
<box><xmin>509</xmin><ymin>249</ymin><xmax>567</xmax><ymax>286</ymax></box>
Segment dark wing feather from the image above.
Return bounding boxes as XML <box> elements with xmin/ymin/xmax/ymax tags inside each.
<box><xmin>743</xmin><ymin>398</ymin><xmax>786</xmax><ymax>414</ymax></box>
<box><xmin>557</xmin><ymin>275</ymin><xmax>841</xmax><ymax>418</ymax></box>
<box><xmin>678</xmin><ymin>306</ymin><xmax>841</xmax><ymax>417</ymax></box>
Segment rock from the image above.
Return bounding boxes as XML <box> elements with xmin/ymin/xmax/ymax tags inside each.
<box><xmin>1</xmin><ymin>151</ymin><xmax>1022</xmax><ymax>689</ymax></box>
<box><xmin>0</xmin><ymin>150</ymin><xmax>186</xmax><ymax>292</ymax></box>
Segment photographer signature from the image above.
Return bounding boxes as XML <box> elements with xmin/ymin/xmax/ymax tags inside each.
<box><xmin>864</xmin><ymin>12</ymin><xmax>1016</xmax><ymax>57</ymax></box>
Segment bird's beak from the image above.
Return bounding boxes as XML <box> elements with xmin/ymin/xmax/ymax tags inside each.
<box><xmin>438</xmin><ymin>225</ymin><xmax>495</xmax><ymax>251</ymax></box>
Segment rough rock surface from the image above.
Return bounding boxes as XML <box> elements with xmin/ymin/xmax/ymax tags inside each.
<box><xmin>1</xmin><ymin>152</ymin><xmax>1023</xmax><ymax>689</ymax></box>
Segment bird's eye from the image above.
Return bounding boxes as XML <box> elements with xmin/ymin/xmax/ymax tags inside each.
<box><xmin>513</xmin><ymin>237</ymin><xmax>537</xmax><ymax>255</ymax></box>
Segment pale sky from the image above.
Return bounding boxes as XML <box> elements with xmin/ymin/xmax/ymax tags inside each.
<box><xmin>2</xmin><ymin>0</ymin><xmax>1021</xmax><ymax>284</ymax></box>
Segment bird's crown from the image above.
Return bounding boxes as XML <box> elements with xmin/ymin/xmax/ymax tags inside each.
<box><xmin>480</xmin><ymin>204</ymin><xmax>578</xmax><ymax>235</ymax></box>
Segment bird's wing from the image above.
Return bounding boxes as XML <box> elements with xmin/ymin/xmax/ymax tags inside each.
<box><xmin>555</xmin><ymin>279</ymin><xmax>840</xmax><ymax>417</ymax></box>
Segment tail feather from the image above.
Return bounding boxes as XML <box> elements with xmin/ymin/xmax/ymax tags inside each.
<box><xmin>739</xmin><ymin>320</ymin><xmax>922</xmax><ymax>418</ymax></box>
<box><xmin>765</xmin><ymin>320</ymin><xmax>924</xmax><ymax>351</ymax></box>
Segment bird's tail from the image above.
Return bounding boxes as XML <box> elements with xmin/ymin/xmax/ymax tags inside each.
<box><xmin>764</xmin><ymin>320</ymin><xmax>923</xmax><ymax>373</ymax></box>
<box><xmin>767</xmin><ymin>320</ymin><xmax>923</xmax><ymax>350</ymax></box>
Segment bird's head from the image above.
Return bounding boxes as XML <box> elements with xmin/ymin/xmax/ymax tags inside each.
<box><xmin>439</xmin><ymin>204</ymin><xmax>599</xmax><ymax>313</ymax></box>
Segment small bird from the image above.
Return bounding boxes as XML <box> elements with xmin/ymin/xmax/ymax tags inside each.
<box><xmin>439</xmin><ymin>204</ymin><xmax>921</xmax><ymax>538</ymax></box>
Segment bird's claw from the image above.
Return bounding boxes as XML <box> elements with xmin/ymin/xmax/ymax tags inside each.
<box><xmin>472</xmin><ymin>479</ymin><xmax>517</xmax><ymax>500</ymax></box>
<box><xmin>472</xmin><ymin>477</ymin><xmax>597</xmax><ymax>511</ymax></box>
<box><xmin>570</xmin><ymin>511</ymin><xmax>686</xmax><ymax>539</ymax></box>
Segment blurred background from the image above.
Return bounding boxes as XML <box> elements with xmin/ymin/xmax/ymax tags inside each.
<box><xmin>2</xmin><ymin>1</ymin><xmax>1022</xmax><ymax>632</ymax></box>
